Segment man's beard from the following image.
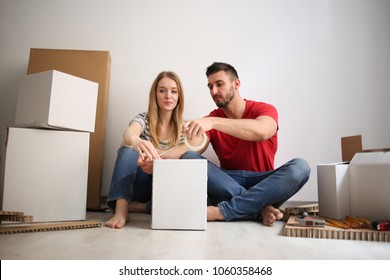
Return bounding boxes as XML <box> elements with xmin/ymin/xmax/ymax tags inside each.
<box><xmin>215</xmin><ymin>87</ymin><xmax>234</xmax><ymax>108</ymax></box>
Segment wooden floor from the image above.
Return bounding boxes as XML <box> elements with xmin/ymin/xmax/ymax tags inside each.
<box><xmin>1</xmin><ymin>210</ymin><xmax>390</xmax><ymax>260</ymax></box>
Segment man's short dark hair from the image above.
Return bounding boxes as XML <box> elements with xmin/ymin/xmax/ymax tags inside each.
<box><xmin>206</xmin><ymin>62</ymin><xmax>239</xmax><ymax>80</ymax></box>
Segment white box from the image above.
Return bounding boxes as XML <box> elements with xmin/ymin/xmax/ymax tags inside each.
<box><xmin>15</xmin><ymin>70</ymin><xmax>98</xmax><ymax>132</ymax></box>
<box><xmin>152</xmin><ymin>159</ymin><xmax>207</xmax><ymax>230</ymax></box>
<box><xmin>0</xmin><ymin>127</ymin><xmax>90</xmax><ymax>222</ymax></box>
<box><xmin>349</xmin><ymin>151</ymin><xmax>390</xmax><ymax>221</ymax></box>
<box><xmin>317</xmin><ymin>163</ymin><xmax>350</xmax><ymax>219</ymax></box>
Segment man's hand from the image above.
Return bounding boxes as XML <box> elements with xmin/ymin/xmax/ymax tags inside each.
<box><xmin>183</xmin><ymin>118</ymin><xmax>213</xmax><ymax>140</ymax></box>
<box><xmin>182</xmin><ymin>120</ymin><xmax>210</xmax><ymax>153</ymax></box>
<box><xmin>185</xmin><ymin>116</ymin><xmax>277</xmax><ymax>142</ymax></box>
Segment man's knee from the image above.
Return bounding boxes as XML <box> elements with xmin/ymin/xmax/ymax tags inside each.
<box><xmin>181</xmin><ymin>151</ymin><xmax>204</xmax><ymax>159</ymax></box>
<box><xmin>290</xmin><ymin>158</ymin><xmax>311</xmax><ymax>183</ymax></box>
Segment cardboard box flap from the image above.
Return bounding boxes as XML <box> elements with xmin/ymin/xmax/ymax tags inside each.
<box><xmin>361</xmin><ymin>148</ymin><xmax>390</xmax><ymax>153</ymax></box>
<box><xmin>318</xmin><ymin>162</ymin><xmax>349</xmax><ymax>166</ymax></box>
<box><xmin>351</xmin><ymin>150</ymin><xmax>390</xmax><ymax>165</ymax></box>
<box><xmin>341</xmin><ymin>135</ymin><xmax>362</xmax><ymax>162</ymax></box>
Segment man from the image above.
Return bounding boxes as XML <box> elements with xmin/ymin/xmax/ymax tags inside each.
<box><xmin>183</xmin><ymin>62</ymin><xmax>310</xmax><ymax>226</ymax></box>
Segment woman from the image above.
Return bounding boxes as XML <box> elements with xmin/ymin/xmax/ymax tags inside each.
<box><xmin>106</xmin><ymin>71</ymin><xmax>188</xmax><ymax>229</ymax></box>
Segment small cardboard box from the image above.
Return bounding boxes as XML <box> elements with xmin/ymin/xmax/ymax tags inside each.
<box><xmin>349</xmin><ymin>150</ymin><xmax>390</xmax><ymax>221</ymax></box>
<box><xmin>15</xmin><ymin>70</ymin><xmax>98</xmax><ymax>132</ymax></box>
<box><xmin>317</xmin><ymin>162</ymin><xmax>350</xmax><ymax>219</ymax></box>
<box><xmin>152</xmin><ymin>159</ymin><xmax>207</xmax><ymax>230</ymax></box>
<box><xmin>0</xmin><ymin>127</ymin><xmax>90</xmax><ymax>222</ymax></box>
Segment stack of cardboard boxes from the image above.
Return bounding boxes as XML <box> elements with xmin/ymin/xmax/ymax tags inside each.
<box><xmin>0</xmin><ymin>70</ymin><xmax>98</xmax><ymax>222</ymax></box>
<box><xmin>26</xmin><ymin>49</ymin><xmax>111</xmax><ymax>210</ymax></box>
<box><xmin>0</xmin><ymin>48</ymin><xmax>111</xmax><ymax>222</ymax></box>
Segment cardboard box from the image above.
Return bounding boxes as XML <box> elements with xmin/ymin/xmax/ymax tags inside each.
<box><xmin>317</xmin><ymin>135</ymin><xmax>390</xmax><ymax>220</ymax></box>
<box><xmin>349</xmin><ymin>151</ymin><xmax>390</xmax><ymax>221</ymax></box>
<box><xmin>15</xmin><ymin>70</ymin><xmax>98</xmax><ymax>132</ymax></box>
<box><xmin>0</xmin><ymin>127</ymin><xmax>90</xmax><ymax>222</ymax></box>
<box><xmin>317</xmin><ymin>163</ymin><xmax>350</xmax><ymax>219</ymax></box>
<box><xmin>152</xmin><ymin>159</ymin><xmax>207</xmax><ymax>230</ymax></box>
<box><xmin>27</xmin><ymin>48</ymin><xmax>111</xmax><ymax>209</ymax></box>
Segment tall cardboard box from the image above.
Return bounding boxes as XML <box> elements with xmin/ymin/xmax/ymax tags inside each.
<box><xmin>27</xmin><ymin>48</ymin><xmax>111</xmax><ymax>209</ymax></box>
<box><xmin>317</xmin><ymin>163</ymin><xmax>350</xmax><ymax>219</ymax></box>
<box><xmin>152</xmin><ymin>160</ymin><xmax>207</xmax><ymax>230</ymax></box>
<box><xmin>15</xmin><ymin>70</ymin><xmax>98</xmax><ymax>132</ymax></box>
<box><xmin>349</xmin><ymin>151</ymin><xmax>390</xmax><ymax>221</ymax></box>
<box><xmin>1</xmin><ymin>127</ymin><xmax>90</xmax><ymax>222</ymax></box>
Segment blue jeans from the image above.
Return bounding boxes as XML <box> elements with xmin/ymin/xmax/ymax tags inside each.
<box><xmin>181</xmin><ymin>151</ymin><xmax>311</xmax><ymax>221</ymax></box>
<box><xmin>106</xmin><ymin>146</ymin><xmax>152</xmax><ymax>213</ymax></box>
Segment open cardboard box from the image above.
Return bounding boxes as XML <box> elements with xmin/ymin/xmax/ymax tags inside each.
<box><xmin>317</xmin><ymin>135</ymin><xmax>390</xmax><ymax>221</ymax></box>
<box><xmin>349</xmin><ymin>149</ymin><xmax>390</xmax><ymax>220</ymax></box>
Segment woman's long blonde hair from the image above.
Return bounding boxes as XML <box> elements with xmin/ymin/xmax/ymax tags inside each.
<box><xmin>147</xmin><ymin>71</ymin><xmax>184</xmax><ymax>148</ymax></box>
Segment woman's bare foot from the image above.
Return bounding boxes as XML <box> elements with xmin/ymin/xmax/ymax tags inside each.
<box><xmin>128</xmin><ymin>201</ymin><xmax>147</xmax><ymax>213</ymax></box>
<box><xmin>105</xmin><ymin>199</ymin><xmax>130</xmax><ymax>229</ymax></box>
<box><xmin>261</xmin><ymin>205</ymin><xmax>283</xmax><ymax>226</ymax></box>
<box><xmin>207</xmin><ymin>206</ymin><xmax>225</xmax><ymax>221</ymax></box>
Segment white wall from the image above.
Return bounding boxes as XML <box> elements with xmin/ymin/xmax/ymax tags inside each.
<box><xmin>1</xmin><ymin>0</ymin><xmax>389</xmax><ymax>202</ymax></box>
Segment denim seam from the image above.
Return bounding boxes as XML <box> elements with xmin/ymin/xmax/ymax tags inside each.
<box><xmin>107</xmin><ymin>196</ymin><xmax>131</xmax><ymax>204</ymax></box>
<box><xmin>218</xmin><ymin>202</ymin><xmax>232</xmax><ymax>222</ymax></box>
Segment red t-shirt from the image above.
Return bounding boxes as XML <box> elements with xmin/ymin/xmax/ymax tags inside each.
<box><xmin>206</xmin><ymin>99</ymin><xmax>278</xmax><ymax>172</ymax></box>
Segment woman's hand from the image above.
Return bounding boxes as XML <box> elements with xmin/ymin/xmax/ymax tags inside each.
<box><xmin>132</xmin><ymin>138</ymin><xmax>160</xmax><ymax>161</ymax></box>
<box><xmin>136</xmin><ymin>155</ymin><xmax>154</xmax><ymax>174</ymax></box>
<box><xmin>123</xmin><ymin>122</ymin><xmax>160</xmax><ymax>161</ymax></box>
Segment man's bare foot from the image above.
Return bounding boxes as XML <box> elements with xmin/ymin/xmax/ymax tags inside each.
<box><xmin>105</xmin><ymin>199</ymin><xmax>130</xmax><ymax>229</ymax></box>
<box><xmin>128</xmin><ymin>201</ymin><xmax>147</xmax><ymax>213</ymax></box>
<box><xmin>260</xmin><ymin>205</ymin><xmax>283</xmax><ymax>227</ymax></box>
<box><xmin>207</xmin><ymin>206</ymin><xmax>225</xmax><ymax>221</ymax></box>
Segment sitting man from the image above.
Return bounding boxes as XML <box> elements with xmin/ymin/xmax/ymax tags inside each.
<box><xmin>183</xmin><ymin>62</ymin><xmax>311</xmax><ymax>226</ymax></box>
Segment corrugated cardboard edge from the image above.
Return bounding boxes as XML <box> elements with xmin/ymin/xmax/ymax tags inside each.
<box><xmin>284</xmin><ymin>216</ymin><xmax>389</xmax><ymax>242</ymax></box>
<box><xmin>0</xmin><ymin>210</ymin><xmax>33</xmax><ymax>223</ymax></box>
<box><xmin>0</xmin><ymin>220</ymin><xmax>102</xmax><ymax>234</ymax></box>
